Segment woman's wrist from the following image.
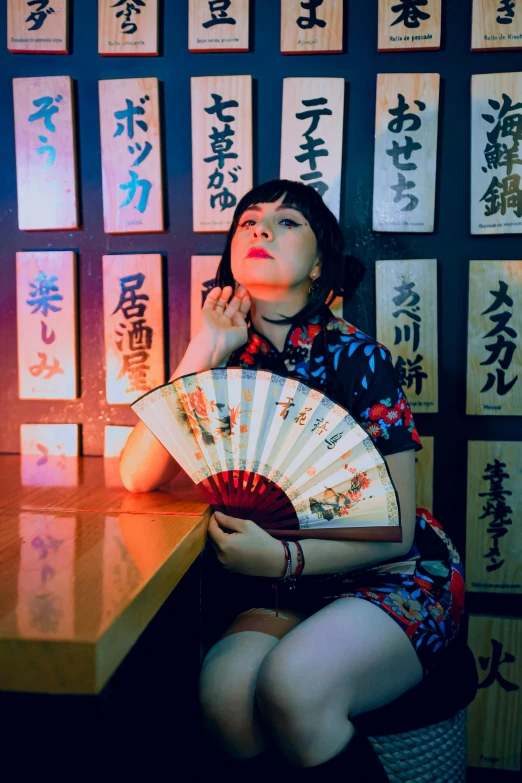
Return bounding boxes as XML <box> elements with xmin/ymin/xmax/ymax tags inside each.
<box><xmin>168</xmin><ymin>337</ymin><xmax>229</xmax><ymax>382</ymax></box>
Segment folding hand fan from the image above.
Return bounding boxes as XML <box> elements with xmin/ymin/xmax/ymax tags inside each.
<box><xmin>131</xmin><ymin>368</ymin><xmax>402</xmax><ymax>543</ymax></box>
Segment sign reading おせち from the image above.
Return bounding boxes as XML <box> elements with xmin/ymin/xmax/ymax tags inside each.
<box><xmin>471</xmin><ymin>73</ymin><xmax>522</xmax><ymax>234</ymax></box>
<box><xmin>280</xmin><ymin>0</ymin><xmax>343</xmax><ymax>54</ymax></box>
<box><xmin>103</xmin><ymin>254</ymin><xmax>165</xmax><ymax>405</ymax></box>
<box><xmin>8</xmin><ymin>0</ymin><xmax>69</xmax><ymax>53</ymax></box>
<box><xmin>13</xmin><ymin>75</ymin><xmax>79</xmax><ymax>231</ymax></box>
<box><xmin>373</xmin><ymin>73</ymin><xmax>439</xmax><ymax>233</ymax></box>
<box><xmin>188</xmin><ymin>0</ymin><xmax>249</xmax><ymax>52</ymax></box>
<box><xmin>99</xmin><ymin>78</ymin><xmax>164</xmax><ymax>234</ymax></box>
<box><xmin>98</xmin><ymin>0</ymin><xmax>158</xmax><ymax>55</ymax></box>
<box><xmin>16</xmin><ymin>251</ymin><xmax>78</xmax><ymax>400</ymax></box>
<box><xmin>377</xmin><ymin>0</ymin><xmax>441</xmax><ymax>52</ymax></box>
<box><xmin>472</xmin><ymin>0</ymin><xmax>522</xmax><ymax>50</ymax></box>
<box><xmin>280</xmin><ymin>78</ymin><xmax>344</xmax><ymax>220</ymax></box>
<box><xmin>376</xmin><ymin>259</ymin><xmax>438</xmax><ymax>411</ymax></box>
<box><xmin>466</xmin><ymin>261</ymin><xmax>522</xmax><ymax>415</ymax></box>
<box><xmin>191</xmin><ymin>75</ymin><xmax>253</xmax><ymax>232</ymax></box>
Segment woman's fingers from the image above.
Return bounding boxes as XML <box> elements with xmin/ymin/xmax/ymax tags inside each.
<box><xmin>203</xmin><ymin>286</ymin><xmax>232</xmax><ymax>310</ymax></box>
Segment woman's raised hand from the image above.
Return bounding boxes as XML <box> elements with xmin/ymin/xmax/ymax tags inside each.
<box><xmin>194</xmin><ymin>285</ymin><xmax>251</xmax><ymax>363</ymax></box>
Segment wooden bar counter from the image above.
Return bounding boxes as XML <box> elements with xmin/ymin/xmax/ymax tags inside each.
<box><xmin>0</xmin><ymin>454</ymin><xmax>209</xmax><ymax>777</ymax></box>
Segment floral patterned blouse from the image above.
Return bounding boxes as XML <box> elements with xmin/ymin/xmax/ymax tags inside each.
<box><xmin>226</xmin><ymin>303</ymin><xmax>423</xmax><ymax>458</ymax></box>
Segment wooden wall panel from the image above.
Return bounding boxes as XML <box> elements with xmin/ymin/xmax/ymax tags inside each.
<box><xmin>472</xmin><ymin>0</ymin><xmax>522</xmax><ymax>50</ymax></box>
<box><xmin>378</xmin><ymin>0</ymin><xmax>441</xmax><ymax>51</ymax></box>
<box><xmin>16</xmin><ymin>251</ymin><xmax>78</xmax><ymax>400</ymax></box>
<box><xmin>466</xmin><ymin>440</ymin><xmax>522</xmax><ymax>594</ymax></box>
<box><xmin>98</xmin><ymin>0</ymin><xmax>159</xmax><ymax>56</ymax></box>
<box><xmin>8</xmin><ymin>0</ymin><xmax>69</xmax><ymax>53</ymax></box>
<box><xmin>99</xmin><ymin>77</ymin><xmax>164</xmax><ymax>234</ymax></box>
<box><xmin>466</xmin><ymin>260</ymin><xmax>522</xmax><ymax>415</ymax></box>
<box><xmin>188</xmin><ymin>0</ymin><xmax>249</xmax><ymax>52</ymax></box>
<box><xmin>376</xmin><ymin>259</ymin><xmax>438</xmax><ymax>411</ymax></box>
<box><xmin>281</xmin><ymin>0</ymin><xmax>343</xmax><ymax>54</ymax></box>
<box><xmin>191</xmin><ymin>75</ymin><xmax>253</xmax><ymax>232</ymax></box>
<box><xmin>13</xmin><ymin>75</ymin><xmax>78</xmax><ymax>230</ymax></box>
<box><xmin>280</xmin><ymin>77</ymin><xmax>344</xmax><ymax>220</ymax></box>
<box><xmin>373</xmin><ymin>73</ymin><xmax>440</xmax><ymax>233</ymax></box>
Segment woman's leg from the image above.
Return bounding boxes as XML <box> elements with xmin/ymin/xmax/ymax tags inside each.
<box><xmin>254</xmin><ymin>597</ymin><xmax>424</xmax><ymax>768</ymax></box>
<box><xmin>198</xmin><ymin>606</ymin><xmax>311</xmax><ymax>761</ymax></box>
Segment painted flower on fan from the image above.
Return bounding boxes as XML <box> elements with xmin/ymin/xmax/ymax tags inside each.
<box><xmin>188</xmin><ymin>387</ymin><xmax>211</xmax><ymax>418</ymax></box>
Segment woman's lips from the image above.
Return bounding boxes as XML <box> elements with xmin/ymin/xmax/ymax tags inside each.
<box><xmin>246</xmin><ymin>249</ymin><xmax>274</xmax><ymax>258</ymax></box>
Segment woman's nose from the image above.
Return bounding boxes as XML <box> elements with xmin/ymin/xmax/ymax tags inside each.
<box><xmin>253</xmin><ymin>222</ymin><xmax>273</xmax><ymax>239</ymax></box>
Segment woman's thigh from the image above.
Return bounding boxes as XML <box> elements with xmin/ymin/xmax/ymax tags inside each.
<box><xmin>255</xmin><ymin>596</ymin><xmax>424</xmax><ymax>723</ymax></box>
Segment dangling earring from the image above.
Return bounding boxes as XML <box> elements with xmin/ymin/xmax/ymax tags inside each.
<box><xmin>308</xmin><ymin>273</ymin><xmax>317</xmax><ymax>296</ymax></box>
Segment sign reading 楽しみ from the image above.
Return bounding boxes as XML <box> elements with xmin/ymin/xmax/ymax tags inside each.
<box><xmin>377</xmin><ymin>0</ymin><xmax>441</xmax><ymax>51</ymax></box>
<box><xmin>373</xmin><ymin>73</ymin><xmax>440</xmax><ymax>233</ymax></box>
<box><xmin>13</xmin><ymin>75</ymin><xmax>79</xmax><ymax>231</ymax></box>
<box><xmin>8</xmin><ymin>0</ymin><xmax>69</xmax><ymax>53</ymax></box>
<box><xmin>16</xmin><ymin>251</ymin><xmax>78</xmax><ymax>400</ymax></box>
<box><xmin>280</xmin><ymin>78</ymin><xmax>344</xmax><ymax>220</ymax></box>
<box><xmin>103</xmin><ymin>254</ymin><xmax>165</xmax><ymax>405</ymax></box>
<box><xmin>191</xmin><ymin>75</ymin><xmax>253</xmax><ymax>232</ymax></box>
<box><xmin>188</xmin><ymin>0</ymin><xmax>249</xmax><ymax>52</ymax></box>
<box><xmin>471</xmin><ymin>72</ymin><xmax>522</xmax><ymax>234</ymax></box>
<box><xmin>99</xmin><ymin>78</ymin><xmax>164</xmax><ymax>234</ymax></box>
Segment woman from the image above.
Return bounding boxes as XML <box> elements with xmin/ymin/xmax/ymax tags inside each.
<box><xmin>120</xmin><ymin>180</ymin><xmax>465</xmax><ymax>781</ymax></box>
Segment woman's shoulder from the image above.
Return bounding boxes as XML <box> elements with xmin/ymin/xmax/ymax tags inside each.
<box><xmin>324</xmin><ymin>311</ymin><xmax>390</xmax><ymax>361</ymax></box>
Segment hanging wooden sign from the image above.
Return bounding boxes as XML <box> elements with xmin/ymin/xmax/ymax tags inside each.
<box><xmin>99</xmin><ymin>77</ymin><xmax>164</xmax><ymax>234</ymax></box>
<box><xmin>98</xmin><ymin>0</ymin><xmax>159</xmax><ymax>56</ymax></box>
<box><xmin>377</xmin><ymin>0</ymin><xmax>441</xmax><ymax>51</ymax></box>
<box><xmin>466</xmin><ymin>440</ymin><xmax>522</xmax><ymax>595</ymax></box>
<box><xmin>376</xmin><ymin>259</ymin><xmax>438</xmax><ymax>411</ymax></box>
<box><xmin>13</xmin><ymin>75</ymin><xmax>79</xmax><ymax>231</ymax></box>
<box><xmin>472</xmin><ymin>0</ymin><xmax>522</xmax><ymax>50</ymax></box>
<box><xmin>280</xmin><ymin>77</ymin><xmax>345</xmax><ymax>220</ymax></box>
<box><xmin>466</xmin><ymin>260</ymin><xmax>522</xmax><ymax>415</ymax></box>
<box><xmin>20</xmin><ymin>424</ymin><xmax>79</xmax><ymax>487</ymax></box>
<box><xmin>103</xmin><ymin>254</ymin><xmax>165</xmax><ymax>405</ymax></box>
<box><xmin>17</xmin><ymin>512</ymin><xmax>76</xmax><ymax>640</ymax></box>
<box><xmin>188</xmin><ymin>0</ymin><xmax>249</xmax><ymax>52</ymax></box>
<box><xmin>191</xmin><ymin>75</ymin><xmax>253</xmax><ymax>232</ymax></box>
<box><xmin>373</xmin><ymin>73</ymin><xmax>440</xmax><ymax>233</ymax></box>
<box><xmin>467</xmin><ymin>615</ymin><xmax>522</xmax><ymax>771</ymax></box>
<box><xmin>471</xmin><ymin>72</ymin><xmax>522</xmax><ymax>234</ymax></box>
<box><xmin>16</xmin><ymin>251</ymin><xmax>78</xmax><ymax>400</ymax></box>
<box><xmin>415</xmin><ymin>435</ymin><xmax>433</xmax><ymax>512</ymax></box>
<box><xmin>281</xmin><ymin>0</ymin><xmax>343</xmax><ymax>54</ymax></box>
<box><xmin>8</xmin><ymin>0</ymin><xmax>69</xmax><ymax>53</ymax></box>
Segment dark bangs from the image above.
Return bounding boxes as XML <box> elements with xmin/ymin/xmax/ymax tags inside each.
<box><xmin>215</xmin><ymin>179</ymin><xmax>365</xmax><ymax>326</ymax></box>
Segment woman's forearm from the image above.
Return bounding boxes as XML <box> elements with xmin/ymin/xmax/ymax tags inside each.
<box><xmin>270</xmin><ymin>537</ymin><xmax>411</xmax><ymax>579</ymax></box>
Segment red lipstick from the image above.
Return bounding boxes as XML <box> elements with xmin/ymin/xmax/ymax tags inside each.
<box><xmin>246</xmin><ymin>248</ymin><xmax>274</xmax><ymax>259</ymax></box>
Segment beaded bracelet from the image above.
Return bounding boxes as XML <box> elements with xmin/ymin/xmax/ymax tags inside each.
<box><xmin>278</xmin><ymin>539</ymin><xmax>306</xmax><ymax>590</ymax></box>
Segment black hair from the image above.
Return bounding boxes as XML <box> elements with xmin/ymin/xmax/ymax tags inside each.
<box><xmin>214</xmin><ymin>179</ymin><xmax>366</xmax><ymax>326</ymax></box>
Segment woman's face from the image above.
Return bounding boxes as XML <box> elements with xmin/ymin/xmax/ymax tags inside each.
<box><xmin>230</xmin><ymin>194</ymin><xmax>321</xmax><ymax>298</ymax></box>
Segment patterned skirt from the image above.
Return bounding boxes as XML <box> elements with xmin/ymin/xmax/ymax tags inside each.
<box><xmin>199</xmin><ymin>507</ymin><xmax>465</xmax><ymax>677</ymax></box>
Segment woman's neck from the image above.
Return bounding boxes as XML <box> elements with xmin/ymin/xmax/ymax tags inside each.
<box><xmin>250</xmin><ymin>293</ymin><xmax>308</xmax><ymax>353</ymax></box>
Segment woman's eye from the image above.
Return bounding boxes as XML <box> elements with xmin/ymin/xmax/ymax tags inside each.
<box><xmin>239</xmin><ymin>218</ymin><xmax>300</xmax><ymax>228</ymax></box>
